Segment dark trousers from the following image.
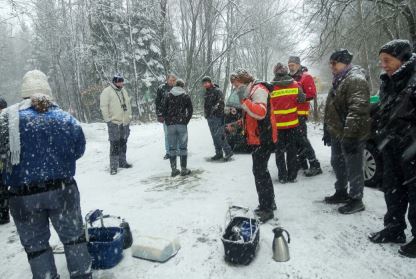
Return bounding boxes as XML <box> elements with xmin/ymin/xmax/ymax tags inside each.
<box><xmin>382</xmin><ymin>142</ymin><xmax>416</xmax><ymax>237</ymax></box>
<box><xmin>252</xmin><ymin>143</ymin><xmax>275</xmax><ymax>211</ymax></box>
<box><xmin>276</xmin><ymin>128</ymin><xmax>299</xmax><ymax>181</ymax></box>
<box><xmin>9</xmin><ymin>182</ymin><xmax>92</xmax><ymax>279</ymax></box>
<box><xmin>108</xmin><ymin>123</ymin><xmax>130</xmax><ymax>170</ymax></box>
<box><xmin>0</xmin><ymin>184</ymin><xmax>9</xmax><ymax>222</ymax></box>
<box><xmin>297</xmin><ymin>116</ymin><xmax>318</xmax><ymax>165</ymax></box>
<box><xmin>330</xmin><ymin>138</ymin><xmax>365</xmax><ymax>199</ymax></box>
<box><xmin>207</xmin><ymin>117</ymin><xmax>232</xmax><ymax>155</ymax></box>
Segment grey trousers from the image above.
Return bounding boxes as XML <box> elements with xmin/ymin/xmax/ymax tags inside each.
<box><xmin>207</xmin><ymin>117</ymin><xmax>231</xmax><ymax>155</ymax></box>
<box><xmin>9</xmin><ymin>182</ymin><xmax>92</xmax><ymax>279</ymax></box>
<box><xmin>108</xmin><ymin>123</ymin><xmax>130</xmax><ymax>170</ymax></box>
<box><xmin>167</xmin><ymin>124</ymin><xmax>188</xmax><ymax>157</ymax></box>
<box><xmin>330</xmin><ymin>138</ymin><xmax>365</xmax><ymax>199</ymax></box>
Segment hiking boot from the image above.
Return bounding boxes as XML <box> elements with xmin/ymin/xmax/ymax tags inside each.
<box><xmin>304</xmin><ymin>160</ymin><xmax>322</xmax><ymax>177</ymax></box>
<box><xmin>181</xmin><ymin>169</ymin><xmax>191</xmax><ymax>176</ymax></box>
<box><xmin>324</xmin><ymin>190</ymin><xmax>350</xmax><ymax>204</ymax></box>
<box><xmin>211</xmin><ymin>153</ymin><xmax>223</xmax><ymax>161</ymax></box>
<box><xmin>163</xmin><ymin>154</ymin><xmax>170</xmax><ymax>160</ymax></box>
<box><xmin>399</xmin><ymin>238</ymin><xmax>416</xmax><ymax>258</ymax></box>
<box><xmin>255</xmin><ymin>209</ymin><xmax>274</xmax><ymax>223</ymax></box>
<box><xmin>368</xmin><ymin>229</ymin><xmax>406</xmax><ymax>244</ymax></box>
<box><xmin>287</xmin><ymin>177</ymin><xmax>297</xmax><ymax>183</ymax></box>
<box><xmin>224</xmin><ymin>151</ymin><xmax>234</xmax><ymax>161</ymax></box>
<box><xmin>338</xmin><ymin>198</ymin><xmax>365</xmax><ymax>214</ymax></box>
<box><xmin>110</xmin><ymin>168</ymin><xmax>117</xmax><ymax>175</ymax></box>
<box><xmin>119</xmin><ymin>162</ymin><xmax>133</xmax><ymax>168</ymax></box>
<box><xmin>299</xmin><ymin>160</ymin><xmax>309</xmax><ymax>171</ymax></box>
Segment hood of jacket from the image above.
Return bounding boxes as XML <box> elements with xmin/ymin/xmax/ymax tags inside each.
<box><xmin>271</xmin><ymin>74</ymin><xmax>295</xmax><ymax>87</ymax></box>
<box><xmin>170</xmin><ymin>86</ymin><xmax>186</xmax><ymax>96</ymax></box>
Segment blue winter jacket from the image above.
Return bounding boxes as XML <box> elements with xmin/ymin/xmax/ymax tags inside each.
<box><xmin>3</xmin><ymin>106</ymin><xmax>86</xmax><ymax>188</ymax></box>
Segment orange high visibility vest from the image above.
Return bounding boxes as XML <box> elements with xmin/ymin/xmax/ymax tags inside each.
<box><xmin>270</xmin><ymin>82</ymin><xmax>300</xmax><ymax>130</ymax></box>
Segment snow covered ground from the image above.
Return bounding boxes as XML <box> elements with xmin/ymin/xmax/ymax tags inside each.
<box><xmin>0</xmin><ymin>118</ymin><xmax>414</xmax><ymax>279</ymax></box>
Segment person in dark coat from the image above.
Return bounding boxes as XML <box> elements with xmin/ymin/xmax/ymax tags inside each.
<box><xmin>368</xmin><ymin>40</ymin><xmax>416</xmax><ymax>258</ymax></box>
<box><xmin>156</xmin><ymin>74</ymin><xmax>177</xmax><ymax>160</ymax></box>
<box><xmin>0</xmin><ymin>96</ymin><xmax>8</xmax><ymax>225</ymax></box>
<box><xmin>202</xmin><ymin>76</ymin><xmax>233</xmax><ymax>161</ymax></box>
<box><xmin>0</xmin><ymin>70</ymin><xmax>92</xmax><ymax>278</ymax></box>
<box><xmin>323</xmin><ymin>49</ymin><xmax>371</xmax><ymax>214</ymax></box>
<box><xmin>162</xmin><ymin>79</ymin><xmax>193</xmax><ymax>177</ymax></box>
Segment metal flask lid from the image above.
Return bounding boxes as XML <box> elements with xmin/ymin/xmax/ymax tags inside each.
<box><xmin>272</xmin><ymin>227</ymin><xmax>291</xmax><ymax>262</ymax></box>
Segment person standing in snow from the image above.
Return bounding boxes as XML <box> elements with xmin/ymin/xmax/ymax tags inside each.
<box><xmin>323</xmin><ymin>49</ymin><xmax>370</xmax><ymax>214</ymax></box>
<box><xmin>162</xmin><ymin>79</ymin><xmax>193</xmax><ymax>177</ymax></box>
<box><xmin>0</xmin><ymin>97</ymin><xmax>9</xmax><ymax>225</ymax></box>
<box><xmin>156</xmin><ymin>74</ymin><xmax>177</xmax><ymax>160</ymax></box>
<box><xmin>202</xmin><ymin>76</ymin><xmax>234</xmax><ymax>161</ymax></box>
<box><xmin>288</xmin><ymin>56</ymin><xmax>323</xmax><ymax>177</ymax></box>
<box><xmin>368</xmin><ymin>40</ymin><xmax>416</xmax><ymax>258</ymax></box>
<box><xmin>271</xmin><ymin>63</ymin><xmax>306</xmax><ymax>184</ymax></box>
<box><xmin>100</xmin><ymin>73</ymin><xmax>133</xmax><ymax>175</ymax></box>
<box><xmin>0</xmin><ymin>70</ymin><xmax>92</xmax><ymax>278</ymax></box>
<box><xmin>230</xmin><ymin>69</ymin><xmax>277</xmax><ymax>223</ymax></box>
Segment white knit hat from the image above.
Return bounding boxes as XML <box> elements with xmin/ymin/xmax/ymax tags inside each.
<box><xmin>20</xmin><ymin>70</ymin><xmax>52</xmax><ymax>99</ymax></box>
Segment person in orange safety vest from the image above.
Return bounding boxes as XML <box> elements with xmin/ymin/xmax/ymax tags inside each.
<box><xmin>230</xmin><ymin>69</ymin><xmax>277</xmax><ymax>223</ymax></box>
<box><xmin>271</xmin><ymin>63</ymin><xmax>306</xmax><ymax>183</ymax></box>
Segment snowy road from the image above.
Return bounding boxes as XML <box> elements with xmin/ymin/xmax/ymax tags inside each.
<box><xmin>0</xmin><ymin>119</ymin><xmax>414</xmax><ymax>279</ymax></box>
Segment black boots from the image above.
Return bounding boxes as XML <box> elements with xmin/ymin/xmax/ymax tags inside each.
<box><xmin>119</xmin><ymin>162</ymin><xmax>133</xmax><ymax>169</ymax></box>
<box><xmin>180</xmin><ymin>156</ymin><xmax>191</xmax><ymax>176</ymax></box>
<box><xmin>255</xmin><ymin>201</ymin><xmax>277</xmax><ymax>214</ymax></box>
<box><xmin>304</xmin><ymin>160</ymin><xmax>323</xmax><ymax>177</ymax></box>
<box><xmin>324</xmin><ymin>190</ymin><xmax>350</xmax><ymax>204</ymax></box>
<box><xmin>338</xmin><ymin>198</ymin><xmax>365</xmax><ymax>214</ymax></box>
<box><xmin>170</xmin><ymin>156</ymin><xmax>180</xmax><ymax>177</ymax></box>
<box><xmin>171</xmin><ymin>156</ymin><xmax>191</xmax><ymax>177</ymax></box>
<box><xmin>164</xmin><ymin>154</ymin><xmax>170</xmax><ymax>160</ymax></box>
<box><xmin>368</xmin><ymin>228</ymin><xmax>407</xmax><ymax>244</ymax></box>
<box><xmin>399</xmin><ymin>238</ymin><xmax>416</xmax><ymax>258</ymax></box>
<box><xmin>255</xmin><ymin>209</ymin><xmax>274</xmax><ymax>223</ymax></box>
<box><xmin>224</xmin><ymin>151</ymin><xmax>234</xmax><ymax>162</ymax></box>
<box><xmin>211</xmin><ymin>153</ymin><xmax>223</xmax><ymax>161</ymax></box>
<box><xmin>0</xmin><ymin>209</ymin><xmax>10</xmax><ymax>225</ymax></box>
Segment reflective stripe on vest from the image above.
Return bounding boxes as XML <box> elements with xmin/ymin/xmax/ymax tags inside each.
<box><xmin>270</xmin><ymin>88</ymin><xmax>298</xmax><ymax>98</ymax></box>
<box><xmin>273</xmin><ymin>107</ymin><xmax>298</xmax><ymax>115</ymax></box>
<box><xmin>298</xmin><ymin>110</ymin><xmax>309</xmax><ymax>115</ymax></box>
<box><xmin>276</xmin><ymin>119</ymin><xmax>299</xmax><ymax>128</ymax></box>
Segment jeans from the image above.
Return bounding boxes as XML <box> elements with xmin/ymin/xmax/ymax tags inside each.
<box><xmin>382</xmin><ymin>142</ymin><xmax>416</xmax><ymax>237</ymax></box>
<box><xmin>163</xmin><ymin>123</ymin><xmax>169</xmax><ymax>153</ymax></box>
<box><xmin>9</xmin><ymin>182</ymin><xmax>92</xmax><ymax>279</ymax></box>
<box><xmin>252</xmin><ymin>143</ymin><xmax>276</xmax><ymax>211</ymax></box>
<box><xmin>330</xmin><ymin>137</ymin><xmax>365</xmax><ymax>199</ymax></box>
<box><xmin>207</xmin><ymin>117</ymin><xmax>232</xmax><ymax>155</ymax></box>
<box><xmin>276</xmin><ymin>128</ymin><xmax>299</xmax><ymax>181</ymax></box>
<box><xmin>167</xmin><ymin>124</ymin><xmax>188</xmax><ymax>157</ymax></box>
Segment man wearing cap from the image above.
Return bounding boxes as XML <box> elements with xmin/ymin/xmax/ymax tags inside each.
<box><xmin>0</xmin><ymin>97</ymin><xmax>8</xmax><ymax>225</ymax></box>
<box><xmin>323</xmin><ymin>49</ymin><xmax>370</xmax><ymax>214</ymax></box>
<box><xmin>368</xmin><ymin>40</ymin><xmax>416</xmax><ymax>258</ymax></box>
<box><xmin>0</xmin><ymin>70</ymin><xmax>92</xmax><ymax>278</ymax></box>
<box><xmin>288</xmin><ymin>56</ymin><xmax>322</xmax><ymax>177</ymax></box>
<box><xmin>202</xmin><ymin>76</ymin><xmax>233</xmax><ymax>161</ymax></box>
<box><xmin>100</xmin><ymin>74</ymin><xmax>133</xmax><ymax>175</ymax></box>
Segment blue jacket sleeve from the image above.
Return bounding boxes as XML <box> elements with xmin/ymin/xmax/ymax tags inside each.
<box><xmin>71</xmin><ymin>117</ymin><xmax>86</xmax><ymax>160</ymax></box>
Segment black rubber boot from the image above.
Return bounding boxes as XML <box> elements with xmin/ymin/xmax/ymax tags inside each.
<box><xmin>211</xmin><ymin>153</ymin><xmax>223</xmax><ymax>161</ymax></box>
<box><xmin>304</xmin><ymin>160</ymin><xmax>323</xmax><ymax>177</ymax></box>
<box><xmin>180</xmin><ymin>156</ymin><xmax>191</xmax><ymax>176</ymax></box>
<box><xmin>399</xmin><ymin>238</ymin><xmax>416</xmax><ymax>258</ymax></box>
<box><xmin>170</xmin><ymin>156</ymin><xmax>180</xmax><ymax>177</ymax></box>
<box><xmin>255</xmin><ymin>209</ymin><xmax>274</xmax><ymax>223</ymax></box>
<box><xmin>255</xmin><ymin>201</ymin><xmax>277</xmax><ymax>214</ymax></box>
<box><xmin>368</xmin><ymin>228</ymin><xmax>406</xmax><ymax>244</ymax></box>
<box><xmin>338</xmin><ymin>198</ymin><xmax>365</xmax><ymax>214</ymax></box>
<box><xmin>324</xmin><ymin>190</ymin><xmax>350</xmax><ymax>204</ymax></box>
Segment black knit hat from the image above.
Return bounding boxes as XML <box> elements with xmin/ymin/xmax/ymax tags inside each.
<box><xmin>201</xmin><ymin>76</ymin><xmax>212</xmax><ymax>83</ymax></box>
<box><xmin>273</xmin><ymin>63</ymin><xmax>289</xmax><ymax>76</ymax></box>
<box><xmin>112</xmin><ymin>73</ymin><xmax>124</xmax><ymax>83</ymax></box>
<box><xmin>0</xmin><ymin>97</ymin><xmax>7</xmax><ymax>110</ymax></box>
<box><xmin>379</xmin><ymin>39</ymin><xmax>413</xmax><ymax>62</ymax></box>
<box><xmin>330</xmin><ymin>49</ymin><xmax>353</xmax><ymax>65</ymax></box>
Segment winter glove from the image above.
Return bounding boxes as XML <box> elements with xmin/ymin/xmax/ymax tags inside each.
<box><xmin>322</xmin><ymin>124</ymin><xmax>331</xmax><ymax>146</ymax></box>
<box><xmin>157</xmin><ymin>116</ymin><xmax>165</xmax><ymax>123</ymax></box>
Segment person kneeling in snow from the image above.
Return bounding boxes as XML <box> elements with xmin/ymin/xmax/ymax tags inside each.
<box><xmin>0</xmin><ymin>70</ymin><xmax>92</xmax><ymax>279</ymax></box>
<box><xmin>230</xmin><ymin>69</ymin><xmax>278</xmax><ymax>223</ymax></box>
<box><xmin>162</xmin><ymin>79</ymin><xmax>193</xmax><ymax>177</ymax></box>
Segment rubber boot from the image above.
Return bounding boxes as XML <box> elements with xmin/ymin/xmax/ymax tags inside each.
<box><xmin>170</xmin><ymin>156</ymin><xmax>180</xmax><ymax>177</ymax></box>
<box><xmin>180</xmin><ymin>156</ymin><xmax>191</xmax><ymax>176</ymax></box>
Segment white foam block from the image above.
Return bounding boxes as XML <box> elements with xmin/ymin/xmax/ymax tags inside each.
<box><xmin>131</xmin><ymin>236</ymin><xmax>181</xmax><ymax>263</ymax></box>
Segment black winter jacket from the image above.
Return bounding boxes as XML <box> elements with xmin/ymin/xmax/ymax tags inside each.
<box><xmin>162</xmin><ymin>87</ymin><xmax>193</xmax><ymax>126</ymax></box>
<box><xmin>376</xmin><ymin>54</ymin><xmax>416</xmax><ymax>160</ymax></box>
<box><xmin>155</xmin><ymin>83</ymin><xmax>173</xmax><ymax>117</ymax></box>
<box><xmin>204</xmin><ymin>85</ymin><xmax>225</xmax><ymax>118</ymax></box>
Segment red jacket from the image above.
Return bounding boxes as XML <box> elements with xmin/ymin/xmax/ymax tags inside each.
<box><xmin>241</xmin><ymin>83</ymin><xmax>278</xmax><ymax>146</ymax></box>
<box><xmin>293</xmin><ymin>70</ymin><xmax>317</xmax><ymax>117</ymax></box>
